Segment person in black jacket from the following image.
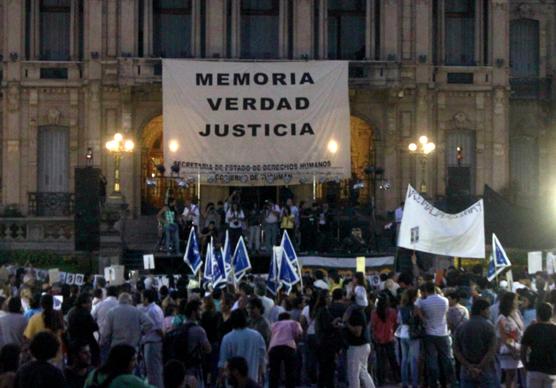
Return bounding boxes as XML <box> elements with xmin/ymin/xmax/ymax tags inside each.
<box><xmin>67</xmin><ymin>293</ymin><xmax>100</xmax><ymax>366</ymax></box>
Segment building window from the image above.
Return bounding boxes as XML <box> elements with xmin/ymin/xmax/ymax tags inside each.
<box><xmin>510</xmin><ymin>19</ymin><xmax>539</xmax><ymax>78</ymax></box>
<box><xmin>445</xmin><ymin>0</ymin><xmax>475</xmax><ymax>65</ymax></box>
<box><xmin>327</xmin><ymin>0</ymin><xmax>365</xmax><ymax>60</ymax></box>
<box><xmin>38</xmin><ymin>126</ymin><xmax>69</xmax><ymax>193</ymax></box>
<box><xmin>240</xmin><ymin>0</ymin><xmax>279</xmax><ymax>59</ymax></box>
<box><xmin>153</xmin><ymin>0</ymin><xmax>192</xmax><ymax>58</ymax></box>
<box><xmin>511</xmin><ymin>136</ymin><xmax>538</xmax><ymax>195</ymax></box>
<box><xmin>40</xmin><ymin>0</ymin><xmax>71</xmax><ymax>60</ymax></box>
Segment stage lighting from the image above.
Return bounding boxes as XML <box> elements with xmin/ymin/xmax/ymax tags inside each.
<box><xmin>207</xmin><ymin>175</ymin><xmax>216</xmax><ymax>183</ymax></box>
<box><xmin>156</xmin><ymin>164</ymin><xmax>166</xmax><ymax>175</ymax></box>
<box><xmin>170</xmin><ymin>161</ymin><xmax>180</xmax><ymax>175</ymax></box>
<box><xmin>353</xmin><ymin>181</ymin><xmax>365</xmax><ymax>190</ymax></box>
<box><xmin>265</xmin><ymin>174</ymin><xmax>275</xmax><ymax>184</ymax></box>
<box><xmin>299</xmin><ymin>177</ymin><xmax>308</xmax><ymax>184</ymax></box>
<box><xmin>168</xmin><ymin>140</ymin><xmax>179</xmax><ymax>153</ymax></box>
<box><xmin>283</xmin><ymin>174</ymin><xmax>292</xmax><ymax>184</ymax></box>
<box><xmin>240</xmin><ymin>175</ymin><xmax>249</xmax><ymax>183</ymax></box>
<box><xmin>176</xmin><ymin>178</ymin><xmax>188</xmax><ymax>188</ymax></box>
<box><xmin>319</xmin><ymin>176</ymin><xmax>327</xmax><ymax>184</ymax></box>
<box><xmin>146</xmin><ymin>177</ymin><xmax>157</xmax><ymax>187</ymax></box>
<box><xmin>223</xmin><ymin>175</ymin><xmax>231</xmax><ymax>184</ymax></box>
<box><xmin>85</xmin><ymin>147</ymin><xmax>93</xmax><ymax>165</ymax></box>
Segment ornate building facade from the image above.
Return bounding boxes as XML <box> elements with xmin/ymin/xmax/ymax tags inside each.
<box><xmin>0</xmin><ymin>0</ymin><xmax>553</xmax><ymax>251</ymax></box>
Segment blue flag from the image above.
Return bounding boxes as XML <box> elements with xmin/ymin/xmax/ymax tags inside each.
<box><xmin>279</xmin><ymin>249</ymin><xmax>300</xmax><ymax>290</ymax></box>
<box><xmin>232</xmin><ymin>236</ymin><xmax>251</xmax><ymax>282</ymax></box>
<box><xmin>203</xmin><ymin>239</ymin><xmax>214</xmax><ymax>284</ymax></box>
<box><xmin>493</xmin><ymin>234</ymin><xmax>511</xmax><ymax>268</ymax></box>
<box><xmin>212</xmin><ymin>246</ymin><xmax>227</xmax><ymax>289</ymax></box>
<box><xmin>280</xmin><ymin>231</ymin><xmax>298</xmax><ymax>264</ymax></box>
<box><xmin>487</xmin><ymin>234</ymin><xmax>511</xmax><ymax>282</ymax></box>
<box><xmin>266</xmin><ymin>248</ymin><xmax>280</xmax><ymax>295</ymax></box>
<box><xmin>222</xmin><ymin>230</ymin><xmax>232</xmax><ymax>279</ymax></box>
<box><xmin>183</xmin><ymin>227</ymin><xmax>202</xmax><ymax>275</ymax></box>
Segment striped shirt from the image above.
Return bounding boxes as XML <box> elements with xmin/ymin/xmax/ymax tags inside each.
<box><xmin>416</xmin><ymin>294</ymin><xmax>449</xmax><ymax>336</ymax></box>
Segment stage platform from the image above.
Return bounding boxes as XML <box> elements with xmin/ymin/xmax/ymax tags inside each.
<box><xmin>123</xmin><ymin>250</ymin><xmax>395</xmax><ymax>276</ymax></box>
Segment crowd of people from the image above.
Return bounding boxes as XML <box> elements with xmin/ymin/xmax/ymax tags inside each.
<box><xmin>0</xmin><ymin>259</ymin><xmax>555</xmax><ymax>387</ymax></box>
<box><xmin>157</xmin><ymin>191</ymin><xmax>339</xmax><ymax>256</ymax></box>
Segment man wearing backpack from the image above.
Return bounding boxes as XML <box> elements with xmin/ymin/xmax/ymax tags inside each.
<box><xmin>163</xmin><ymin>300</ymin><xmax>211</xmax><ymax>384</ymax></box>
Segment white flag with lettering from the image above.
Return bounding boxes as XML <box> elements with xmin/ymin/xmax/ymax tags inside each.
<box><xmin>398</xmin><ymin>185</ymin><xmax>485</xmax><ymax>258</ymax></box>
<box><xmin>163</xmin><ymin>60</ymin><xmax>351</xmax><ymax>185</ymax></box>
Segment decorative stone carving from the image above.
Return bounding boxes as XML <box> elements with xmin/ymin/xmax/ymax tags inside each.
<box><xmin>494</xmin><ymin>88</ymin><xmax>505</xmax><ymax>115</ymax></box>
<box><xmin>7</xmin><ymin>85</ymin><xmax>19</xmax><ymax>112</ymax></box>
<box><xmin>514</xmin><ymin>3</ymin><xmax>533</xmax><ymax>18</ymax></box>
<box><xmin>449</xmin><ymin>112</ymin><xmax>474</xmax><ymax>130</ymax></box>
<box><xmin>47</xmin><ymin>109</ymin><xmax>62</xmax><ymax>125</ymax></box>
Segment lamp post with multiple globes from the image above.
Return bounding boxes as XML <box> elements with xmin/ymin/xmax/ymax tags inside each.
<box><xmin>408</xmin><ymin>135</ymin><xmax>436</xmax><ymax>194</ymax></box>
<box><xmin>105</xmin><ymin>132</ymin><xmax>134</xmax><ymax>197</ymax></box>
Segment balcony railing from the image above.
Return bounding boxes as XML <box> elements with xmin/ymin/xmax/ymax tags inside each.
<box><xmin>510</xmin><ymin>78</ymin><xmax>552</xmax><ymax>100</ymax></box>
<box><xmin>28</xmin><ymin>192</ymin><xmax>74</xmax><ymax>217</ymax></box>
<box><xmin>0</xmin><ymin>217</ymin><xmax>74</xmax><ymax>252</ymax></box>
<box><xmin>118</xmin><ymin>58</ymin><xmax>401</xmax><ymax>86</ymax></box>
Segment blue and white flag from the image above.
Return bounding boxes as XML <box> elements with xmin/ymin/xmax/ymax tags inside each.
<box><xmin>212</xmin><ymin>246</ymin><xmax>227</xmax><ymax>289</ymax></box>
<box><xmin>203</xmin><ymin>238</ymin><xmax>214</xmax><ymax>283</ymax></box>
<box><xmin>493</xmin><ymin>233</ymin><xmax>511</xmax><ymax>268</ymax></box>
<box><xmin>279</xmin><ymin>249</ymin><xmax>300</xmax><ymax>291</ymax></box>
<box><xmin>487</xmin><ymin>234</ymin><xmax>511</xmax><ymax>282</ymax></box>
<box><xmin>232</xmin><ymin>236</ymin><xmax>251</xmax><ymax>282</ymax></box>
<box><xmin>267</xmin><ymin>247</ymin><xmax>281</xmax><ymax>295</ymax></box>
<box><xmin>280</xmin><ymin>230</ymin><xmax>303</xmax><ymax>287</ymax></box>
<box><xmin>184</xmin><ymin>227</ymin><xmax>203</xmax><ymax>275</ymax></box>
<box><xmin>280</xmin><ymin>231</ymin><xmax>298</xmax><ymax>264</ymax></box>
<box><xmin>222</xmin><ymin>230</ymin><xmax>233</xmax><ymax>279</ymax></box>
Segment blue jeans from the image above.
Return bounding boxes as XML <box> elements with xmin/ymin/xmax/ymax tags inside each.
<box><xmin>460</xmin><ymin>367</ymin><xmax>498</xmax><ymax>388</ymax></box>
<box><xmin>400</xmin><ymin>338</ymin><xmax>420</xmax><ymax>388</ymax></box>
<box><xmin>424</xmin><ymin>335</ymin><xmax>454</xmax><ymax>388</ymax></box>
<box><xmin>164</xmin><ymin>224</ymin><xmax>180</xmax><ymax>253</ymax></box>
<box><xmin>263</xmin><ymin>223</ymin><xmax>279</xmax><ymax>254</ymax></box>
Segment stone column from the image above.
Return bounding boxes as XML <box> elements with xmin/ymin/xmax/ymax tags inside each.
<box><xmin>490</xmin><ymin>0</ymin><xmax>509</xmax><ymax>190</ymax></box>
<box><xmin>381</xmin><ymin>0</ymin><xmax>399</xmax><ymax>60</ymax></box>
<box><xmin>2</xmin><ymin>0</ymin><xmax>25</xmax><ymax>206</ymax></box>
<box><xmin>294</xmin><ymin>0</ymin><xmax>312</xmax><ymax>58</ymax></box>
<box><xmin>119</xmin><ymin>0</ymin><xmax>138</xmax><ymax>56</ymax></box>
<box><xmin>206</xmin><ymin>0</ymin><xmax>227</xmax><ymax>58</ymax></box>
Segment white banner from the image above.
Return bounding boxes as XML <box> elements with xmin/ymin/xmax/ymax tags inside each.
<box><xmin>162</xmin><ymin>60</ymin><xmax>351</xmax><ymax>185</ymax></box>
<box><xmin>398</xmin><ymin>185</ymin><xmax>485</xmax><ymax>258</ymax></box>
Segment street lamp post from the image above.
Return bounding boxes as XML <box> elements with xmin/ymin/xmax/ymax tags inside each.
<box><xmin>105</xmin><ymin>132</ymin><xmax>134</xmax><ymax>197</ymax></box>
<box><xmin>408</xmin><ymin>135</ymin><xmax>436</xmax><ymax>194</ymax></box>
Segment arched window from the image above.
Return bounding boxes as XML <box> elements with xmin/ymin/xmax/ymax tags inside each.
<box><xmin>510</xmin><ymin>19</ymin><xmax>539</xmax><ymax>78</ymax></box>
<box><xmin>445</xmin><ymin>0</ymin><xmax>475</xmax><ymax>65</ymax></box>
<box><xmin>153</xmin><ymin>0</ymin><xmax>192</xmax><ymax>58</ymax></box>
<box><xmin>240</xmin><ymin>0</ymin><xmax>279</xmax><ymax>59</ymax></box>
<box><xmin>40</xmin><ymin>0</ymin><xmax>71</xmax><ymax>60</ymax></box>
<box><xmin>327</xmin><ymin>0</ymin><xmax>365</xmax><ymax>60</ymax></box>
<box><xmin>510</xmin><ymin>136</ymin><xmax>538</xmax><ymax>195</ymax></box>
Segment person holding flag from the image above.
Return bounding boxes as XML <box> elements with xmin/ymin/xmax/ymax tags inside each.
<box><xmin>232</xmin><ymin>236</ymin><xmax>252</xmax><ymax>283</ymax></box>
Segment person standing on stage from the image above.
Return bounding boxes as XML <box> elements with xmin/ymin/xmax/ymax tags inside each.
<box><xmin>157</xmin><ymin>197</ymin><xmax>181</xmax><ymax>254</ymax></box>
<box><xmin>226</xmin><ymin>202</ymin><xmax>245</xmax><ymax>250</ymax></box>
<box><xmin>263</xmin><ymin>200</ymin><xmax>281</xmax><ymax>255</ymax></box>
<box><xmin>182</xmin><ymin>197</ymin><xmax>200</xmax><ymax>230</ymax></box>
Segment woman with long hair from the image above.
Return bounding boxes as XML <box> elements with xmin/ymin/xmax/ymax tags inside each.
<box><xmin>496</xmin><ymin>292</ymin><xmax>525</xmax><ymax>388</ymax></box>
<box><xmin>371</xmin><ymin>293</ymin><xmax>400</xmax><ymax>385</ymax></box>
<box><xmin>397</xmin><ymin>288</ymin><xmax>421</xmax><ymax>388</ymax></box>
<box><xmin>314</xmin><ymin>289</ymin><xmax>343</xmax><ymax>388</ymax></box>
<box><xmin>84</xmin><ymin>344</ymin><xmax>151</xmax><ymax>387</ymax></box>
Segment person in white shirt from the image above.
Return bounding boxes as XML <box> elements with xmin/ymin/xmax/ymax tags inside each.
<box><xmin>393</xmin><ymin>201</ymin><xmax>404</xmax><ymax>246</ymax></box>
<box><xmin>182</xmin><ymin>198</ymin><xmax>200</xmax><ymax>228</ymax></box>
<box><xmin>416</xmin><ymin>282</ymin><xmax>454</xmax><ymax>388</ymax></box>
<box><xmin>263</xmin><ymin>200</ymin><xmax>281</xmax><ymax>254</ymax></box>
<box><xmin>92</xmin><ymin>286</ymin><xmax>120</xmax><ymax>363</ymax></box>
